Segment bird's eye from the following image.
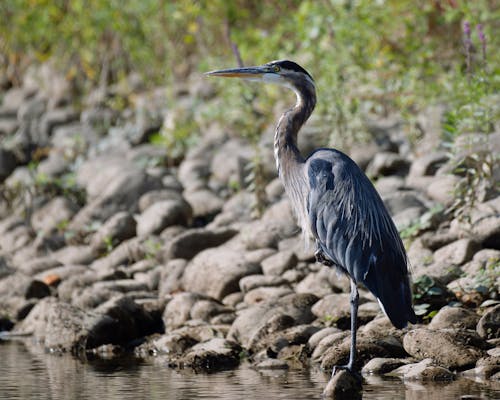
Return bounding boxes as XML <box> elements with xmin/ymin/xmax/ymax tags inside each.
<box><xmin>273</xmin><ymin>65</ymin><xmax>280</xmax><ymax>72</ymax></box>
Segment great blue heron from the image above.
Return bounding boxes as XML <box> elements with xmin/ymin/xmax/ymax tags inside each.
<box><xmin>206</xmin><ymin>60</ymin><xmax>417</xmax><ymax>375</ymax></box>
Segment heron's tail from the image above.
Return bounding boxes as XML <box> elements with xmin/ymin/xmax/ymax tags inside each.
<box><xmin>363</xmin><ymin>256</ymin><xmax>417</xmax><ymax>329</ymax></box>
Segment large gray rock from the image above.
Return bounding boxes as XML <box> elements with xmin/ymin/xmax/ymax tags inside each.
<box><xmin>162</xmin><ymin>227</ymin><xmax>238</xmax><ymax>260</ymax></box>
<box><xmin>182</xmin><ymin>247</ymin><xmax>261</xmax><ymax>300</ymax></box>
<box><xmin>176</xmin><ymin>338</ymin><xmax>242</xmax><ymax>371</ymax></box>
<box><xmin>183</xmin><ymin>188</ymin><xmax>224</xmax><ymax>218</ymax></box>
<box><xmin>389</xmin><ymin>358</ymin><xmax>455</xmax><ymax>381</ymax></box>
<box><xmin>90</xmin><ymin>211</ymin><xmax>137</xmax><ymax>252</ymax></box>
<box><xmin>409</xmin><ymin>152</ymin><xmax>448</xmax><ymax>177</ymax></box>
<box><xmin>403</xmin><ymin>328</ymin><xmax>488</xmax><ymax>369</ymax></box>
<box><xmin>162</xmin><ymin>292</ymin><xmax>207</xmax><ymax>330</ymax></box>
<box><xmin>15</xmin><ymin>296</ymin><xmax>162</xmax><ymax>353</ymax></box>
<box><xmin>382</xmin><ymin>191</ymin><xmax>427</xmax><ymax>216</ymax></box>
<box><xmin>366</xmin><ymin>152</ymin><xmax>409</xmax><ymax>177</ymax></box>
<box><xmin>30</xmin><ymin>197</ymin><xmax>79</xmax><ymax>234</ymax></box>
<box><xmin>227</xmin><ymin>293</ymin><xmax>318</xmax><ymax>349</ymax></box>
<box><xmin>261</xmin><ymin>250</ymin><xmax>298</xmax><ymax>276</ymax></box>
<box><xmin>428</xmin><ymin>306</ymin><xmax>480</xmax><ymax>330</ymax></box>
<box><xmin>433</xmin><ymin>238</ymin><xmax>479</xmax><ymax>266</ymax></box>
<box><xmin>426</xmin><ymin>175</ymin><xmax>461</xmax><ymax>206</ymax></box>
<box><xmin>157</xmin><ymin>259</ymin><xmax>187</xmax><ymax>298</ymax></box>
<box><xmin>138</xmin><ymin>189</ymin><xmax>184</xmax><ymax>212</ymax></box>
<box><xmin>70</xmin><ymin>167</ymin><xmax>162</xmax><ymax>231</ymax></box>
<box><xmin>38</xmin><ymin>107</ymin><xmax>79</xmax><ymax>138</ymax></box>
<box><xmin>136</xmin><ymin>199</ymin><xmax>192</xmax><ymax>237</ymax></box>
<box><xmin>210</xmin><ymin>138</ymin><xmax>253</xmax><ymax>186</ymax></box>
<box><xmin>239</xmin><ymin>200</ymin><xmax>298</xmax><ymax>250</ymax></box>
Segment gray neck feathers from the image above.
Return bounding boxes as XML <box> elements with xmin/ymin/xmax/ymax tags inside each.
<box><xmin>273</xmin><ymin>78</ymin><xmax>316</xmax><ymax>237</ymax></box>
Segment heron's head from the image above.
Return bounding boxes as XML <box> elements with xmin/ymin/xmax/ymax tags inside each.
<box><xmin>205</xmin><ymin>60</ymin><xmax>315</xmax><ymax>91</ymax></box>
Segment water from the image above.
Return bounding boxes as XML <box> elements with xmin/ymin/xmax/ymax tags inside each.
<box><xmin>0</xmin><ymin>340</ymin><xmax>498</xmax><ymax>400</ymax></box>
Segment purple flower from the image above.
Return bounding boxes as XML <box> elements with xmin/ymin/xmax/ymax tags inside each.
<box><xmin>476</xmin><ymin>24</ymin><xmax>487</xmax><ymax>63</ymax></box>
<box><xmin>463</xmin><ymin>21</ymin><xmax>471</xmax><ymax>37</ymax></box>
<box><xmin>463</xmin><ymin>21</ymin><xmax>472</xmax><ymax>75</ymax></box>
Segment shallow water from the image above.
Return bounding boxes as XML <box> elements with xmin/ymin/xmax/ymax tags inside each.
<box><xmin>0</xmin><ymin>340</ymin><xmax>498</xmax><ymax>400</ymax></box>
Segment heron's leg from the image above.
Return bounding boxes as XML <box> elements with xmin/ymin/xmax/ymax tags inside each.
<box><xmin>346</xmin><ymin>278</ymin><xmax>359</xmax><ymax>370</ymax></box>
<box><xmin>332</xmin><ymin>279</ymin><xmax>359</xmax><ymax>377</ymax></box>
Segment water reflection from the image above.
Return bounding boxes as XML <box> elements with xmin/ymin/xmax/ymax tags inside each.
<box><xmin>0</xmin><ymin>340</ymin><xmax>498</xmax><ymax>400</ymax></box>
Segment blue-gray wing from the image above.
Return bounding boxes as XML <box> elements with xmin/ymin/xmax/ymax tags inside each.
<box><xmin>306</xmin><ymin>149</ymin><xmax>416</xmax><ymax>328</ymax></box>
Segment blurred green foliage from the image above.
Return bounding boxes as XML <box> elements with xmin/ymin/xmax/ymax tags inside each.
<box><xmin>0</xmin><ymin>0</ymin><xmax>498</xmax><ymax>149</ymax></box>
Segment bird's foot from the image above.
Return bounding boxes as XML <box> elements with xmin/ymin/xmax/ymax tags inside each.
<box><xmin>315</xmin><ymin>250</ymin><xmax>334</xmax><ymax>267</ymax></box>
<box><xmin>331</xmin><ymin>364</ymin><xmax>362</xmax><ymax>383</ymax></box>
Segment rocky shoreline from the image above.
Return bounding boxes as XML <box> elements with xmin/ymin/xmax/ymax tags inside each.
<box><xmin>0</xmin><ymin>64</ymin><xmax>499</xmax><ymax>392</ymax></box>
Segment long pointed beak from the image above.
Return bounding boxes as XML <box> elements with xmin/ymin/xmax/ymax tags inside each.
<box><xmin>205</xmin><ymin>66</ymin><xmax>267</xmax><ymax>79</ymax></box>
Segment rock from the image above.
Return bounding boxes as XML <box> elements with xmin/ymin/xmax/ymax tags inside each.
<box><xmin>227</xmin><ymin>293</ymin><xmax>318</xmax><ymax>349</ymax></box>
<box><xmin>51</xmin><ymin>245</ymin><xmax>95</xmax><ymax>265</ymax></box>
<box><xmin>320</xmin><ymin>338</ymin><xmax>391</xmax><ymax>372</ymax></box>
<box><xmin>136</xmin><ymin>199</ymin><xmax>192</xmax><ymax>237</ymax></box>
<box><xmin>420</xmin><ymin>230</ymin><xmax>460</xmax><ymax>250</ymax></box>
<box><xmin>15</xmin><ymin>296</ymin><xmax>162</xmax><ymax>353</ymax></box>
<box><xmin>409</xmin><ymin>152</ymin><xmax>448</xmax><ymax>177</ymax></box>
<box><xmin>91</xmin><ymin>279</ymin><xmax>150</xmax><ymax>294</ymax></box>
<box><xmin>311</xmin><ymin>293</ymin><xmax>370</xmax><ymax>329</ymax></box>
<box><xmin>138</xmin><ymin>189</ymin><xmax>183</xmax><ymax>212</ymax></box>
<box><xmin>366</xmin><ymin>152</ymin><xmax>410</xmax><ymax>177</ymax></box>
<box><xmin>148</xmin><ymin>331</ymin><xmax>198</xmax><ymax>356</ymax></box>
<box><xmin>392</xmin><ymin>207</ymin><xmax>426</xmax><ymax>231</ymax></box>
<box><xmin>361</xmin><ymin>357</ymin><xmax>409</xmax><ymax>375</ymax></box>
<box><xmin>36</xmin><ymin>151</ymin><xmax>71</xmax><ymax>177</ymax></box>
<box><xmin>426</xmin><ymin>175</ymin><xmax>461</xmax><ymax>206</ymax></box>
<box><xmin>157</xmin><ymin>259</ymin><xmax>187</xmax><ymax>298</ymax></box>
<box><xmin>307</xmin><ymin>327</ymin><xmax>343</xmax><ymax>353</ymax></box>
<box><xmin>433</xmin><ymin>238</ymin><xmax>479</xmax><ymax>266</ymax></box>
<box><xmin>374</xmin><ymin>176</ymin><xmax>405</xmax><ymax>196</ymax></box>
<box><xmin>243</xmin><ymin>286</ymin><xmax>294</xmax><ymax>305</ymax></box>
<box><xmin>261</xmin><ymin>250</ymin><xmax>298</xmax><ymax>276</ymax></box>
<box><xmin>0</xmin><ymin>148</ymin><xmax>18</xmax><ymax>182</ymax></box>
<box><xmin>477</xmin><ymin>304</ymin><xmax>500</xmax><ymax>339</ymax></box>
<box><xmin>162</xmin><ymin>292</ymin><xmax>206</xmax><ymax>330</ymax></box>
<box><xmin>177</xmin><ymin>159</ymin><xmax>210</xmax><ymax>192</ymax></box>
<box><xmin>295</xmin><ymin>267</ymin><xmax>348</xmax><ymax>297</ymax></box>
<box><xmin>210</xmin><ymin>138</ymin><xmax>253</xmax><ymax>186</ymax></box>
<box><xmin>428</xmin><ymin>306</ymin><xmax>480</xmax><ymax>330</ymax></box>
<box><xmin>70</xmin><ymin>163</ymin><xmax>162</xmax><ymax>231</ymax></box>
<box><xmin>18</xmin><ymin>256</ymin><xmax>62</xmax><ymax>276</ymax></box>
<box><xmin>90</xmin><ymin>237</ymin><xmax>145</xmax><ymax>272</ymax></box>
<box><xmin>39</xmin><ymin>107</ymin><xmax>79</xmax><ymax>137</ymax></box>
<box><xmin>322</xmin><ymin>370</ymin><xmax>362</xmax><ymax>400</ymax></box>
<box><xmin>91</xmin><ymin>295</ymin><xmax>163</xmax><ymax>344</ymax></box>
<box><xmin>382</xmin><ymin>191</ymin><xmax>427</xmax><ymax>216</ymax></box>
<box><xmin>34</xmin><ymin>265</ymin><xmax>88</xmax><ymax>285</ymax></box>
<box><xmin>240</xmin><ymin>200</ymin><xmax>298</xmax><ymax>250</ymax></box>
<box><xmin>90</xmin><ymin>211</ymin><xmax>137</xmax><ymax>252</ymax></box>
<box><xmin>403</xmin><ymin>328</ymin><xmax>488</xmax><ymax>369</ymax></box>
<box><xmin>183</xmin><ymin>188</ymin><xmax>224</xmax><ymax>219</ymax></box>
<box><xmin>390</xmin><ymin>358</ymin><xmax>455</xmax><ymax>381</ymax></box>
<box><xmin>265</xmin><ymin>178</ymin><xmax>285</xmax><ymax>203</ymax></box>
<box><xmin>182</xmin><ymin>247</ymin><xmax>261</xmax><ymax>300</ymax></box>
<box><xmin>239</xmin><ymin>274</ymin><xmax>289</xmax><ymax>293</ymax></box>
<box><xmin>162</xmin><ymin>227</ymin><xmax>238</xmax><ymax>260</ymax></box>
<box><xmin>277</xmin><ymin>235</ymin><xmax>316</xmax><ymax>261</ymax></box>
<box><xmin>177</xmin><ymin>338</ymin><xmax>242</xmax><ymax>371</ymax></box>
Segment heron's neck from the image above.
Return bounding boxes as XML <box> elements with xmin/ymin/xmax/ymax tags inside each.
<box><xmin>273</xmin><ymin>79</ymin><xmax>316</xmax><ymax>240</ymax></box>
<box><xmin>273</xmin><ymin>80</ymin><xmax>316</xmax><ymax>176</ymax></box>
